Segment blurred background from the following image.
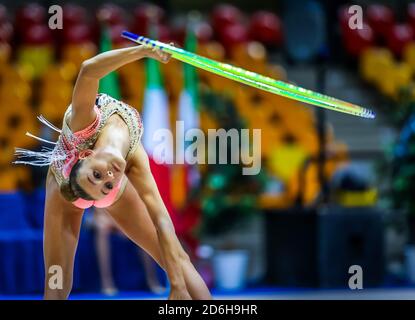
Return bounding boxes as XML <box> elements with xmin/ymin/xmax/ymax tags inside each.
<box><xmin>1</xmin><ymin>0</ymin><xmax>415</xmax><ymax>299</ymax></box>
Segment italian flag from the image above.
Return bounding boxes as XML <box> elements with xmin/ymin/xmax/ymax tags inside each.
<box><xmin>172</xmin><ymin>27</ymin><xmax>201</xmax><ymax>254</ymax></box>
<box><xmin>141</xmin><ymin>45</ymin><xmax>177</xmax><ymax>227</ymax></box>
<box><xmin>174</xmin><ymin>27</ymin><xmax>201</xmax><ymax>208</ymax></box>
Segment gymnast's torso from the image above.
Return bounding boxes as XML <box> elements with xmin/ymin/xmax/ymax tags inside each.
<box><xmin>49</xmin><ymin>93</ymin><xmax>144</xmax><ymax>208</ymax></box>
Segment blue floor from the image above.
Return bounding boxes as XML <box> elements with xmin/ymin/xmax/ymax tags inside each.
<box><xmin>0</xmin><ymin>286</ymin><xmax>280</xmax><ymax>300</ymax></box>
<box><xmin>2</xmin><ymin>286</ymin><xmax>415</xmax><ymax>300</ymax></box>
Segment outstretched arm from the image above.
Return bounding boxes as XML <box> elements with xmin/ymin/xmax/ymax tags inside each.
<box><xmin>71</xmin><ymin>45</ymin><xmax>171</xmax><ymax>131</ymax></box>
<box><xmin>127</xmin><ymin>143</ymin><xmax>192</xmax><ymax>299</ymax></box>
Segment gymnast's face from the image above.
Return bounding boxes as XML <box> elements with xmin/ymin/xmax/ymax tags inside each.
<box><xmin>75</xmin><ymin>149</ymin><xmax>126</xmax><ymax>200</ymax></box>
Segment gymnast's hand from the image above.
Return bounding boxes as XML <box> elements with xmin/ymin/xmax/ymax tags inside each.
<box><xmin>142</xmin><ymin>43</ymin><xmax>174</xmax><ymax>64</ymax></box>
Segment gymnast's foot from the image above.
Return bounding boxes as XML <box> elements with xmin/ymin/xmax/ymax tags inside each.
<box><xmin>102</xmin><ymin>286</ymin><xmax>119</xmax><ymax>296</ymax></box>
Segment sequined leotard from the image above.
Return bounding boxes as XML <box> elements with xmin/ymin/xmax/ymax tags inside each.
<box><xmin>14</xmin><ymin>93</ymin><xmax>144</xmax><ymax>209</ymax></box>
<box><xmin>55</xmin><ymin>93</ymin><xmax>143</xmax><ymax>208</ymax></box>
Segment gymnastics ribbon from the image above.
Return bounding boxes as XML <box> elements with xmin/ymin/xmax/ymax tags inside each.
<box><xmin>121</xmin><ymin>30</ymin><xmax>375</xmax><ymax>119</ymax></box>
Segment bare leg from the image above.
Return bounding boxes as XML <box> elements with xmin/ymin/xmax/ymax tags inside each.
<box><xmin>43</xmin><ymin>169</ymin><xmax>84</xmax><ymax>300</ymax></box>
<box><xmin>93</xmin><ymin>208</ymin><xmax>118</xmax><ymax>295</ymax></box>
<box><xmin>104</xmin><ymin>180</ymin><xmax>212</xmax><ymax>300</ymax></box>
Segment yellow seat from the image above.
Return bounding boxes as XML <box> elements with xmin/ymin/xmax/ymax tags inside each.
<box><xmin>17</xmin><ymin>45</ymin><xmax>55</xmax><ymax>78</ymax></box>
<box><xmin>376</xmin><ymin>62</ymin><xmax>412</xmax><ymax>98</ymax></box>
<box><xmin>395</xmin><ymin>62</ymin><xmax>412</xmax><ymax>88</ymax></box>
<box><xmin>267</xmin><ymin>143</ymin><xmax>308</xmax><ymax>182</ymax></box>
<box><xmin>403</xmin><ymin>42</ymin><xmax>415</xmax><ymax>73</ymax></box>
<box><xmin>359</xmin><ymin>47</ymin><xmax>394</xmax><ymax>84</ymax></box>
<box><xmin>260</xmin><ymin>125</ymin><xmax>285</xmax><ymax>156</ymax></box>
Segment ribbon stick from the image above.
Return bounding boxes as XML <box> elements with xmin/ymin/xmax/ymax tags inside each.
<box><xmin>121</xmin><ymin>30</ymin><xmax>375</xmax><ymax>119</ymax></box>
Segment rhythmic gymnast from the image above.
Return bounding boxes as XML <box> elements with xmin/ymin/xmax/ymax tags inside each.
<box><xmin>14</xmin><ymin>44</ymin><xmax>212</xmax><ymax>300</ymax></box>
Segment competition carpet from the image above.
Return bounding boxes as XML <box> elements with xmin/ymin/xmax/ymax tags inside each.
<box><xmin>1</xmin><ymin>287</ymin><xmax>415</xmax><ymax>300</ymax></box>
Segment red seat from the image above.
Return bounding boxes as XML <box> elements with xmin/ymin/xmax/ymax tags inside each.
<box><xmin>387</xmin><ymin>24</ymin><xmax>414</xmax><ymax>57</ymax></box>
<box><xmin>366</xmin><ymin>4</ymin><xmax>395</xmax><ymax>41</ymax></box>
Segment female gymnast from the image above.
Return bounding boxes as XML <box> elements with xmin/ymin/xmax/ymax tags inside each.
<box><xmin>14</xmin><ymin>44</ymin><xmax>212</xmax><ymax>300</ymax></box>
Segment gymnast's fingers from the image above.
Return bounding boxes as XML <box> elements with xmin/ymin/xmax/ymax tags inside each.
<box><xmin>158</xmin><ymin>48</ymin><xmax>171</xmax><ymax>63</ymax></box>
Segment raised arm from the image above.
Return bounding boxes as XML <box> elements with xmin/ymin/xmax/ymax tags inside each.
<box><xmin>70</xmin><ymin>45</ymin><xmax>171</xmax><ymax>131</ymax></box>
<box><xmin>127</xmin><ymin>143</ymin><xmax>192</xmax><ymax>299</ymax></box>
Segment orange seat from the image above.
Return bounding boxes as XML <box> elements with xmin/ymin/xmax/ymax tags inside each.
<box><xmin>0</xmin><ymin>64</ymin><xmax>32</xmax><ymax>82</ymax></box>
<box><xmin>1</xmin><ymin>104</ymin><xmax>40</xmax><ymax>148</ymax></box>
<box><xmin>200</xmin><ymin>110</ymin><xmax>218</xmax><ymax>132</ymax></box>
<box><xmin>0</xmin><ymin>43</ymin><xmax>11</xmax><ymax>66</ymax></box>
<box><xmin>62</xmin><ymin>43</ymin><xmax>97</xmax><ymax>68</ymax></box>
<box><xmin>230</xmin><ymin>41</ymin><xmax>267</xmax><ymax>73</ymax></box>
<box><xmin>0</xmin><ymin>133</ymin><xmax>17</xmax><ymax>167</ymax></box>
<box><xmin>197</xmin><ymin>41</ymin><xmax>225</xmax><ymax>61</ymax></box>
<box><xmin>39</xmin><ymin>101</ymin><xmax>67</xmax><ymax>121</ymax></box>
<box><xmin>118</xmin><ymin>61</ymin><xmax>145</xmax><ymax>103</ymax></box>
<box><xmin>40</xmin><ymin>81</ymin><xmax>72</xmax><ymax>110</ymax></box>
<box><xmin>266</xmin><ymin>64</ymin><xmax>288</xmax><ymax>81</ymax></box>
<box><xmin>1</xmin><ymin>82</ymin><xmax>33</xmax><ymax>104</ymax></box>
<box><xmin>0</xmin><ymin>169</ymin><xmax>19</xmax><ymax>191</ymax></box>
<box><xmin>42</xmin><ymin>63</ymin><xmax>77</xmax><ymax>84</ymax></box>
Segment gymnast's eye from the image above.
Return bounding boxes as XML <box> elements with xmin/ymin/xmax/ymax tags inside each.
<box><xmin>105</xmin><ymin>182</ymin><xmax>113</xmax><ymax>190</ymax></box>
<box><xmin>93</xmin><ymin>170</ymin><xmax>102</xmax><ymax>179</ymax></box>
